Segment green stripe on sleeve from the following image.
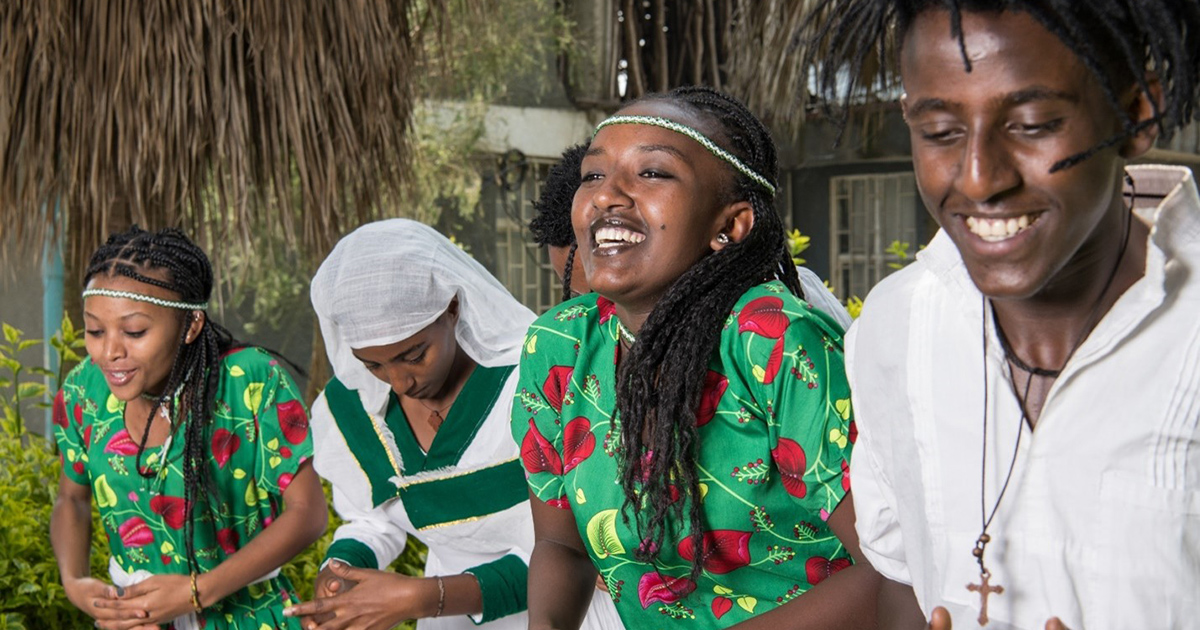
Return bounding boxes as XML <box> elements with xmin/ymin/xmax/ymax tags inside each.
<box><xmin>465</xmin><ymin>554</ymin><xmax>528</xmax><ymax>623</ymax></box>
<box><xmin>323</xmin><ymin>538</ymin><xmax>380</xmax><ymax>570</ymax></box>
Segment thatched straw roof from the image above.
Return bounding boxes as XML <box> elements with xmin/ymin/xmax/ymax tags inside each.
<box><xmin>1</xmin><ymin>0</ymin><xmax>464</xmax><ymax>267</ymax></box>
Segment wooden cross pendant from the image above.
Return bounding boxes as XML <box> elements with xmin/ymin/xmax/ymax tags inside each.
<box><xmin>967</xmin><ymin>572</ymin><xmax>1004</xmax><ymax>626</ymax></box>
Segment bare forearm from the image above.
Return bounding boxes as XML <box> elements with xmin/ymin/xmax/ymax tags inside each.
<box><xmin>727</xmin><ymin>563</ymin><xmax>881</xmax><ymax>630</ymax></box>
<box><xmin>51</xmin><ymin>491</ymin><xmax>95</xmax><ymax>584</ymax></box>
<box><xmin>198</xmin><ymin>466</ymin><xmax>327</xmax><ymax>606</ymax></box>
<box><xmin>527</xmin><ymin>540</ymin><xmax>597</xmax><ymax>630</ymax></box>
<box><xmin>878</xmin><ymin>577</ymin><xmax>926</xmax><ymax>630</ymax></box>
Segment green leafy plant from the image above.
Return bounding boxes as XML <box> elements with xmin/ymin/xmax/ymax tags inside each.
<box><xmin>0</xmin><ymin>324</ymin><xmax>55</xmax><ymax>436</ymax></box>
<box><xmin>885</xmin><ymin>240</ymin><xmax>912</xmax><ymax>269</ymax></box>
<box><xmin>786</xmin><ymin>229</ymin><xmax>811</xmax><ymax>266</ymax></box>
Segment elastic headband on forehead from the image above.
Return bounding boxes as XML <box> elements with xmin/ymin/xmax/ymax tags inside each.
<box><xmin>595</xmin><ymin>115</ymin><xmax>777</xmax><ymax>195</ymax></box>
<box><xmin>82</xmin><ymin>288</ymin><xmax>208</xmax><ymax>311</ymax></box>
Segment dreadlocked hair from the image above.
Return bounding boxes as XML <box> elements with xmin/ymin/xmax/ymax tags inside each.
<box><xmin>530</xmin><ymin>143</ymin><xmax>589</xmax><ymax>302</ymax></box>
<box><xmin>614</xmin><ymin>86</ymin><xmax>802</xmax><ymax>581</ymax></box>
<box><xmin>798</xmin><ymin>0</ymin><xmax>1200</xmax><ymax>171</ymax></box>
<box><xmin>84</xmin><ymin>226</ymin><xmax>239</xmax><ymax>577</ymax></box>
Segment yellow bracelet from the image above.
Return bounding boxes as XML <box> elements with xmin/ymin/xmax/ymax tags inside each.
<box><xmin>189</xmin><ymin>572</ymin><xmax>203</xmax><ymax>613</ymax></box>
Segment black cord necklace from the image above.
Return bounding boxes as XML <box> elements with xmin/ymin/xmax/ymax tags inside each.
<box><xmin>969</xmin><ymin>175</ymin><xmax>1136</xmax><ymax>626</ymax></box>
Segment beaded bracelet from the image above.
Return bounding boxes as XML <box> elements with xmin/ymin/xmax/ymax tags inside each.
<box><xmin>433</xmin><ymin>576</ymin><xmax>445</xmax><ymax>618</ymax></box>
<box><xmin>189</xmin><ymin>572</ymin><xmax>203</xmax><ymax>613</ymax></box>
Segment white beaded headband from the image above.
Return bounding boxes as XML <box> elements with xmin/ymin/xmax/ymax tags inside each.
<box><xmin>594</xmin><ymin>114</ymin><xmax>777</xmax><ymax>195</ymax></box>
<box><xmin>81</xmin><ymin>288</ymin><xmax>208</xmax><ymax>311</ymax></box>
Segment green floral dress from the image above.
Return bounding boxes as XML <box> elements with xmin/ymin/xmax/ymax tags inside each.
<box><xmin>54</xmin><ymin>347</ymin><xmax>312</xmax><ymax>629</ymax></box>
<box><xmin>511</xmin><ymin>282</ymin><xmax>856</xmax><ymax>628</ymax></box>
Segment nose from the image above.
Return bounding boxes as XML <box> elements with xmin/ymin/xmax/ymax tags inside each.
<box><xmin>956</xmin><ymin>129</ymin><xmax>1020</xmax><ymax>203</ymax></box>
<box><xmin>382</xmin><ymin>364</ymin><xmax>416</xmax><ymax>397</ymax></box>
<box><xmin>589</xmin><ymin>171</ymin><xmax>633</xmax><ymax>212</ymax></box>
<box><xmin>103</xmin><ymin>335</ymin><xmax>125</xmax><ymax>362</ymax></box>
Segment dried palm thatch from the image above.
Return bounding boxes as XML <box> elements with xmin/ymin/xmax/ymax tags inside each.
<box><xmin>722</xmin><ymin>0</ymin><xmax>897</xmax><ymax>142</ymax></box>
<box><xmin>0</xmin><ymin>0</ymin><xmax>468</xmax><ymax>270</ymax></box>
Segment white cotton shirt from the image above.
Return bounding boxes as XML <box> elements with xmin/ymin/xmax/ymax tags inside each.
<box><xmin>845</xmin><ymin>165</ymin><xmax>1200</xmax><ymax>630</ymax></box>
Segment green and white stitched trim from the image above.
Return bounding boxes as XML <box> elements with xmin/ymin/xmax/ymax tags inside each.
<box><xmin>595</xmin><ymin>114</ymin><xmax>776</xmax><ymax>195</ymax></box>
<box><xmin>81</xmin><ymin>288</ymin><xmax>207</xmax><ymax>311</ymax></box>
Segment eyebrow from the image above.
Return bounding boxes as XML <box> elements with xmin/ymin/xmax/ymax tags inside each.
<box><xmin>905</xmin><ymin>87</ymin><xmax>1078</xmax><ymax>118</ymax></box>
<box><xmin>354</xmin><ymin>342</ymin><xmax>425</xmax><ymax>364</ymax></box>
<box><xmin>82</xmin><ymin>310</ymin><xmax>152</xmax><ymax>322</ymax></box>
<box><xmin>583</xmin><ymin>144</ymin><xmax>687</xmax><ymax>159</ymax></box>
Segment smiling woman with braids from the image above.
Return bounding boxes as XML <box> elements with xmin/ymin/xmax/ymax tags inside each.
<box><xmin>512</xmin><ymin>86</ymin><xmax>878</xmax><ymax>630</ymax></box>
<box><xmin>50</xmin><ymin>226</ymin><xmax>326</xmax><ymax>629</ymax></box>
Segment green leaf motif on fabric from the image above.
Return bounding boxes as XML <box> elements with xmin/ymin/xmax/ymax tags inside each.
<box><xmin>105</xmin><ymin>394</ymin><xmax>121</xmax><ymax>414</ymax></box>
<box><xmin>243</xmin><ymin>383</ymin><xmax>264</xmax><ymax>412</ymax></box>
<box><xmin>244</xmin><ymin>480</ymin><xmax>258</xmax><ymax>506</ymax></box>
<box><xmin>835</xmin><ymin>398</ymin><xmax>851</xmax><ymax>420</ymax></box>
<box><xmin>736</xmin><ymin>595</ymin><xmax>758</xmax><ymax>613</ymax></box>
<box><xmin>525</xmin><ymin>334</ymin><xmax>538</xmax><ymax>355</ymax></box>
<box><xmin>575</xmin><ymin>488</ymin><xmax>587</xmax><ymax>504</ymax></box>
<box><xmin>93</xmin><ymin>475</ymin><xmax>117</xmax><ymax>508</ymax></box>
<box><xmin>229</xmin><ymin>365</ymin><xmax>245</xmax><ymax>377</ymax></box>
<box><xmin>586</xmin><ymin>509</ymin><xmax>625</xmax><ymax>558</ymax></box>
<box><xmin>713</xmin><ymin>584</ymin><xmax>733</xmax><ymax>595</ymax></box>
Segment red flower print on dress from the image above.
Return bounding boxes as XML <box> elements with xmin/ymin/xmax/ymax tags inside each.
<box><xmin>637</xmin><ymin>572</ymin><xmax>696</xmax><ymax>608</ymax></box>
<box><xmin>805</xmin><ymin>556</ymin><xmax>851</xmax><ymax>585</ymax></box>
<box><xmin>521</xmin><ymin>419</ymin><xmax>563</xmax><ymax>475</ymax></box>
<box><xmin>772</xmin><ymin>437</ymin><xmax>808</xmax><ymax>499</ymax></box>
<box><xmin>117</xmin><ymin>516</ymin><xmax>154</xmax><ymax>548</ymax></box>
<box><xmin>72</xmin><ymin>461</ymin><xmax>85</xmax><ymax>476</ymax></box>
<box><xmin>841</xmin><ymin>459</ymin><xmax>851</xmax><ymax>493</ymax></box>
<box><xmin>695</xmin><ymin>371</ymin><xmax>729</xmax><ymax>426</ymax></box>
<box><xmin>83</xmin><ymin>425</ymin><xmax>92</xmax><ymax>447</ymax></box>
<box><xmin>543</xmin><ymin>366</ymin><xmax>574</xmax><ymax>413</ymax></box>
<box><xmin>277</xmin><ymin>400</ymin><xmax>309</xmax><ymax>444</ymax></box>
<box><xmin>712</xmin><ymin>596</ymin><xmax>733</xmax><ymax>619</ymax></box>
<box><xmin>738</xmin><ymin>296</ymin><xmax>789</xmax><ymax>339</ymax></box>
<box><xmin>546</xmin><ymin>496</ymin><xmax>571</xmax><ymax>510</ymax></box>
<box><xmin>764</xmin><ymin>338</ymin><xmax>785</xmax><ymax>384</ymax></box>
<box><xmin>74</xmin><ymin>403</ymin><xmax>83</xmax><ymax>425</ymax></box>
<box><xmin>104</xmin><ymin>429</ymin><xmax>139</xmax><ymax>455</ymax></box>
<box><xmin>150</xmin><ymin>496</ymin><xmax>187</xmax><ymax>529</ymax></box>
<box><xmin>278</xmin><ymin>472</ymin><xmax>294</xmax><ymax>492</ymax></box>
<box><xmin>211</xmin><ymin>428</ymin><xmax>241</xmax><ymax>468</ymax></box>
<box><xmin>596</xmin><ymin>296</ymin><xmax>617</xmax><ymax>323</ymax></box>
<box><xmin>52</xmin><ymin>390</ymin><xmax>68</xmax><ymax>427</ymax></box>
<box><xmin>561</xmin><ymin>417</ymin><xmax>595</xmax><ymax>472</ymax></box>
<box><xmin>217</xmin><ymin>528</ymin><xmax>240</xmax><ymax>554</ymax></box>
<box><xmin>848</xmin><ymin>420</ymin><xmax>858</xmax><ymax>444</ymax></box>
<box><xmin>677</xmin><ymin>530</ymin><xmax>753</xmax><ymax>574</ymax></box>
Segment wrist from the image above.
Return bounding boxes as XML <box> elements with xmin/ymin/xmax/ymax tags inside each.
<box><xmin>420</xmin><ymin>576</ymin><xmax>445</xmax><ymax>619</ymax></box>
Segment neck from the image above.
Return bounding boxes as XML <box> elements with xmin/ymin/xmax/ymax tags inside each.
<box><xmin>990</xmin><ymin>213</ymin><xmax>1147</xmax><ymax>371</ymax></box>
<box><xmin>423</xmin><ymin>349</ymin><xmax>478</xmax><ymax>409</ymax></box>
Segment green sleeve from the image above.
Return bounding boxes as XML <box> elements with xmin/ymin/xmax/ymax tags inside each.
<box><xmin>323</xmin><ymin>538</ymin><xmax>380</xmax><ymax>569</ymax></box>
<box><xmin>464</xmin><ymin>554</ymin><xmax>528</xmax><ymax>623</ymax></box>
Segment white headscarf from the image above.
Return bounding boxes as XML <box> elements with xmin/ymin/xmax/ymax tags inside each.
<box><xmin>311</xmin><ymin>219</ymin><xmax>536</xmax><ymax>416</ymax></box>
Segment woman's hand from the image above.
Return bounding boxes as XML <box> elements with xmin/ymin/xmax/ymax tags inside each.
<box><xmin>91</xmin><ymin>573</ymin><xmax>194</xmax><ymax>630</ymax></box>
<box><xmin>285</xmin><ymin>561</ymin><xmax>436</xmax><ymax>630</ymax></box>
<box><xmin>64</xmin><ymin>577</ymin><xmax>154</xmax><ymax>629</ymax></box>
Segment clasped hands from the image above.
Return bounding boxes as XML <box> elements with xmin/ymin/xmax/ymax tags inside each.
<box><xmin>69</xmin><ymin>574</ymin><xmax>193</xmax><ymax>630</ymax></box>
<box><xmin>284</xmin><ymin>560</ymin><xmax>437</xmax><ymax>630</ymax></box>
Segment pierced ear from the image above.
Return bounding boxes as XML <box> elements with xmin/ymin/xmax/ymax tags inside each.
<box><xmin>711</xmin><ymin>200</ymin><xmax>756</xmax><ymax>250</ymax></box>
<box><xmin>184</xmin><ymin>311</ymin><xmax>205</xmax><ymax>344</ymax></box>
<box><xmin>1119</xmin><ymin>74</ymin><xmax>1163</xmax><ymax>159</ymax></box>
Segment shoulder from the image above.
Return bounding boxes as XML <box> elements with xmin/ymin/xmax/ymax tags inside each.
<box><xmin>530</xmin><ymin>293</ymin><xmax>608</xmax><ymax>334</ymax></box>
<box><xmin>217</xmin><ymin>346</ymin><xmax>283</xmax><ymax>379</ymax></box>
<box><xmin>63</xmin><ymin>358</ymin><xmax>107</xmax><ymax>397</ymax></box>
<box><xmin>728</xmin><ymin>281</ymin><xmax>840</xmax><ymax>342</ymax></box>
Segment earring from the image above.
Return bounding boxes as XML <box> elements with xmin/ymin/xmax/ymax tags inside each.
<box><xmin>716</xmin><ymin>233</ymin><xmax>731</xmax><ymax>245</ymax></box>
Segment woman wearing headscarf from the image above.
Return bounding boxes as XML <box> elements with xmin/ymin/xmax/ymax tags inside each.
<box><xmin>286</xmin><ymin>219</ymin><xmax>620</xmax><ymax>630</ymax></box>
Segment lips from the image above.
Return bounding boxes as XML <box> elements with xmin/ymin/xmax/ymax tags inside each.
<box><xmin>102</xmin><ymin>367</ymin><xmax>137</xmax><ymax>387</ymax></box>
<box><xmin>590</xmin><ymin>218</ymin><xmax>646</xmax><ymax>253</ymax></box>
<box><xmin>964</xmin><ymin>212</ymin><xmax>1040</xmax><ymax>242</ymax></box>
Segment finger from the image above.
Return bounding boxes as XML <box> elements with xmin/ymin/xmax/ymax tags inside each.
<box><xmin>285</xmin><ymin>597</ymin><xmax>335</xmax><ymax>618</ymax></box>
<box><xmin>928</xmin><ymin>606</ymin><xmax>953</xmax><ymax>630</ymax></box>
<box><xmin>1046</xmin><ymin>618</ymin><xmax>1069</xmax><ymax>630</ymax></box>
<box><xmin>327</xmin><ymin>560</ymin><xmax>367</xmax><ymax>581</ymax></box>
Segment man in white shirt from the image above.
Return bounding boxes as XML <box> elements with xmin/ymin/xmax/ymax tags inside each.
<box><xmin>796</xmin><ymin>1</ymin><xmax>1200</xmax><ymax>628</ymax></box>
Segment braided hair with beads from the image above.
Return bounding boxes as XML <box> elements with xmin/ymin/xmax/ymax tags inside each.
<box><xmin>529</xmin><ymin>142</ymin><xmax>589</xmax><ymax>302</ymax></box>
<box><xmin>83</xmin><ymin>226</ymin><xmax>240</xmax><ymax>577</ymax></box>
<box><xmin>612</xmin><ymin>86</ymin><xmax>803</xmax><ymax>581</ymax></box>
<box><xmin>797</xmin><ymin>0</ymin><xmax>1200</xmax><ymax>170</ymax></box>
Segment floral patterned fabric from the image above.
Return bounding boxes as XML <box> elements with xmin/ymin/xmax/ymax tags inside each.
<box><xmin>511</xmin><ymin>282</ymin><xmax>856</xmax><ymax>628</ymax></box>
<box><xmin>54</xmin><ymin>347</ymin><xmax>312</xmax><ymax>629</ymax></box>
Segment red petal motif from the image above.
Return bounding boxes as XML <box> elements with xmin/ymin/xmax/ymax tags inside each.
<box><xmin>561</xmin><ymin>417</ymin><xmax>595</xmax><ymax>472</ymax></box>
<box><xmin>695</xmin><ymin>371</ymin><xmax>729</xmax><ymax>427</ymax></box>
<box><xmin>712</xmin><ymin>596</ymin><xmax>733</xmax><ymax>619</ymax></box>
<box><xmin>521</xmin><ymin>420</ymin><xmax>563</xmax><ymax>475</ymax></box>
<box><xmin>841</xmin><ymin>459</ymin><xmax>851</xmax><ymax>493</ymax></box>
<box><xmin>278</xmin><ymin>472</ymin><xmax>294</xmax><ymax>492</ymax></box>
<box><xmin>637</xmin><ymin>572</ymin><xmax>696</xmax><ymax>608</ymax></box>
<box><xmin>104</xmin><ymin>429</ymin><xmax>139</xmax><ymax>455</ymax></box>
<box><xmin>118</xmin><ymin>516</ymin><xmax>154</xmax><ymax>548</ymax></box>
<box><xmin>772</xmin><ymin>437</ymin><xmax>808</xmax><ymax>498</ymax></box>
<box><xmin>83</xmin><ymin>425</ymin><xmax>93</xmax><ymax>447</ymax></box>
<box><xmin>805</xmin><ymin>556</ymin><xmax>852</xmax><ymax>585</ymax></box>
<box><xmin>211</xmin><ymin>429</ymin><xmax>241</xmax><ymax>468</ymax></box>
<box><xmin>546</xmin><ymin>496</ymin><xmax>571</xmax><ymax>510</ymax></box>
<box><xmin>676</xmin><ymin>530</ymin><xmax>753</xmax><ymax>574</ymax></box>
<box><xmin>52</xmin><ymin>391</ymin><xmax>68</xmax><ymax>427</ymax></box>
<box><xmin>542</xmin><ymin>366</ymin><xmax>574</xmax><ymax>413</ymax></box>
<box><xmin>596</xmin><ymin>297</ymin><xmax>617</xmax><ymax>324</ymax></box>
<box><xmin>738</xmin><ymin>296</ymin><xmax>789</xmax><ymax>339</ymax></box>
<box><xmin>764</xmin><ymin>338</ymin><xmax>784</xmax><ymax>384</ymax></box>
<box><xmin>150</xmin><ymin>495</ymin><xmax>187</xmax><ymax>529</ymax></box>
<box><xmin>277</xmin><ymin>400</ymin><xmax>309</xmax><ymax>445</ymax></box>
<box><xmin>216</xmin><ymin>528</ymin><xmax>240</xmax><ymax>555</ymax></box>
<box><xmin>74</xmin><ymin>403</ymin><xmax>83</xmax><ymax>425</ymax></box>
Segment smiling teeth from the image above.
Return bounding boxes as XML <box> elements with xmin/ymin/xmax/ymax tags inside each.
<box><xmin>965</xmin><ymin>214</ymin><xmax>1033</xmax><ymax>242</ymax></box>
<box><xmin>595</xmin><ymin>226</ymin><xmax>646</xmax><ymax>248</ymax></box>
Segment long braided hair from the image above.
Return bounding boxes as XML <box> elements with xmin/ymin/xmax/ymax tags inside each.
<box><xmin>613</xmin><ymin>86</ymin><xmax>802</xmax><ymax>579</ymax></box>
<box><xmin>530</xmin><ymin>142</ymin><xmax>589</xmax><ymax>302</ymax></box>
<box><xmin>84</xmin><ymin>226</ymin><xmax>238</xmax><ymax>576</ymax></box>
<box><xmin>798</xmin><ymin>0</ymin><xmax>1200</xmax><ymax>170</ymax></box>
